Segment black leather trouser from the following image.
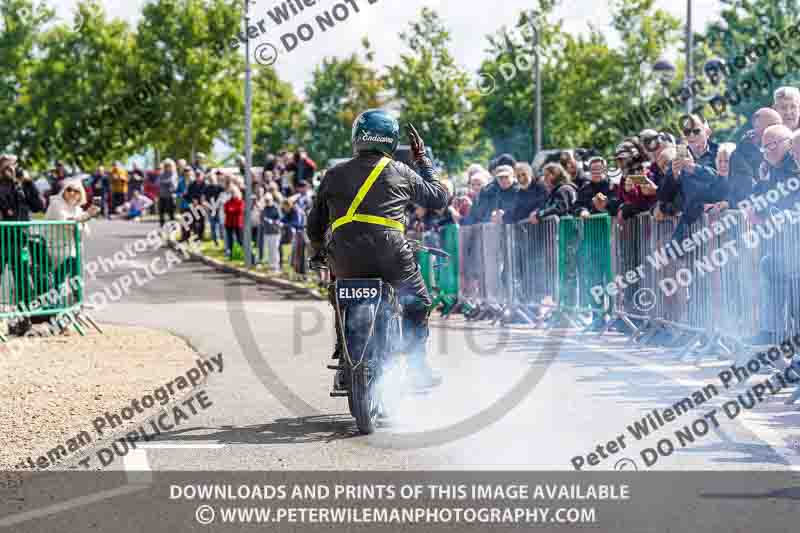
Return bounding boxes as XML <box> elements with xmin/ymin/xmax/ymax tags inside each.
<box><xmin>328</xmin><ymin>229</ymin><xmax>431</xmax><ymax>369</ymax></box>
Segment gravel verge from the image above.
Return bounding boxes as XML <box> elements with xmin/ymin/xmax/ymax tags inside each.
<box><xmin>0</xmin><ymin>325</ymin><xmax>201</xmax><ymax>469</ymax></box>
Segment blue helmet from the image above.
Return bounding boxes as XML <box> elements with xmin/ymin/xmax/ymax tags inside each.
<box><xmin>351</xmin><ymin>109</ymin><xmax>400</xmax><ymax>157</ymax></box>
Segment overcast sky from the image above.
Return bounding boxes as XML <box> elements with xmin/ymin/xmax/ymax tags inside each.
<box><xmin>51</xmin><ymin>0</ymin><xmax>723</xmax><ymax>94</ymax></box>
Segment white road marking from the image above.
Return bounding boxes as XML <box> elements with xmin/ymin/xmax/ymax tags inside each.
<box><xmin>137</xmin><ymin>443</ymin><xmax>226</xmax><ymax>449</ymax></box>
<box><xmin>0</xmin><ymin>483</ymin><xmax>149</xmax><ymax>529</ymax></box>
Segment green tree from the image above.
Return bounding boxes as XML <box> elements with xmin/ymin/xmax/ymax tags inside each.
<box><xmin>602</xmin><ymin>0</ymin><xmax>681</xmax><ymax>141</ymax></box>
<box><xmin>476</xmin><ymin>0</ymin><xmax>679</xmax><ymax>162</ymax></box>
<box><xmin>385</xmin><ymin>8</ymin><xmax>481</xmax><ymax>172</ymax></box>
<box><xmin>610</xmin><ymin>0</ymin><xmax>682</xmax><ymax>98</ymax></box>
<box><xmin>304</xmin><ymin>38</ymin><xmax>384</xmax><ymax>167</ymax></box>
<box><xmin>250</xmin><ymin>66</ymin><xmax>305</xmax><ymax>166</ymax></box>
<box><xmin>0</xmin><ymin>0</ymin><xmax>54</xmax><ymax>165</ymax></box>
<box><xmin>136</xmin><ymin>0</ymin><xmax>244</xmax><ymax>160</ymax></box>
<box><xmin>22</xmin><ymin>1</ymin><xmax>143</xmax><ymax>169</ymax></box>
<box><xmin>693</xmin><ymin>0</ymin><xmax>800</xmax><ymax>140</ymax></box>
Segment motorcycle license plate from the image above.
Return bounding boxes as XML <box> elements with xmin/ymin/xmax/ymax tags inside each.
<box><xmin>335</xmin><ymin>279</ymin><xmax>382</xmax><ymax>305</ymax></box>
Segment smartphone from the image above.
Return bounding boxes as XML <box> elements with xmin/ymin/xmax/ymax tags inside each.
<box><xmin>627</xmin><ymin>174</ymin><xmax>650</xmax><ymax>186</ymax></box>
<box><xmin>676</xmin><ymin>144</ymin><xmax>690</xmax><ymax>160</ymax></box>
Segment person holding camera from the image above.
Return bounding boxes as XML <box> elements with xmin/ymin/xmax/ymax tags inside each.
<box><xmin>670</xmin><ymin>114</ymin><xmax>721</xmax><ymax>241</ymax></box>
<box><xmin>0</xmin><ymin>154</ymin><xmax>45</xmax><ymax>335</ymax></box>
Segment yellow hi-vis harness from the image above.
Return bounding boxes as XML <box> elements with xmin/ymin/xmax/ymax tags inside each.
<box><xmin>330</xmin><ymin>156</ymin><xmax>404</xmax><ymax>233</ymax></box>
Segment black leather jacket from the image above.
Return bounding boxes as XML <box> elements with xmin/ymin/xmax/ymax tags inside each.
<box><xmin>574</xmin><ymin>179</ymin><xmax>616</xmax><ymax>217</ymax></box>
<box><xmin>536</xmin><ymin>182</ymin><xmax>577</xmax><ymax>219</ymax></box>
<box><xmin>0</xmin><ymin>176</ymin><xmax>44</xmax><ymax>221</ymax></box>
<box><xmin>307</xmin><ymin>152</ymin><xmax>449</xmax><ymax>252</ymax></box>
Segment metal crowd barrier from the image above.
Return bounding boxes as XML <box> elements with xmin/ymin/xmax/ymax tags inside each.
<box><xmin>605</xmin><ymin>210</ymin><xmax>761</xmax><ymax>356</ymax></box>
<box><xmin>761</xmin><ymin>207</ymin><xmax>800</xmax><ymax>346</ymax></box>
<box><xmin>457</xmin><ymin>224</ymin><xmax>484</xmax><ymax>309</ymax></box>
<box><xmin>0</xmin><ymin>221</ymin><xmax>86</xmax><ymax>338</ymax></box>
<box><xmin>433</xmin><ymin>209</ymin><xmax>773</xmax><ymax>348</ymax></box>
<box><xmin>454</xmin><ymin>217</ymin><xmax>562</xmax><ymax>324</ymax></box>
<box><xmin>510</xmin><ymin>216</ymin><xmax>560</xmax><ymax>322</ymax></box>
<box><xmin>388</xmin><ymin>205</ymin><xmax>800</xmax><ymax>370</ymax></box>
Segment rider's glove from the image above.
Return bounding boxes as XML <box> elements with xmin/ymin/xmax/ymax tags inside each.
<box><xmin>406</xmin><ymin>123</ymin><xmax>430</xmax><ymax>167</ymax></box>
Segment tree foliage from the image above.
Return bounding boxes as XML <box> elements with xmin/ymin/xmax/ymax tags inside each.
<box><xmin>385</xmin><ymin>8</ymin><xmax>482</xmax><ymax>172</ymax></box>
<box><xmin>693</xmin><ymin>0</ymin><xmax>800</xmax><ymax>140</ymax></box>
<box><xmin>304</xmin><ymin>38</ymin><xmax>384</xmax><ymax>166</ymax></box>
<box><xmin>3</xmin><ymin>0</ymin><xmax>795</xmax><ymax>173</ymax></box>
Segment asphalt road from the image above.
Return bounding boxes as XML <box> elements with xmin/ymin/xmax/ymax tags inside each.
<box><xmin>66</xmin><ymin>219</ymin><xmax>800</xmax><ymax>471</ymax></box>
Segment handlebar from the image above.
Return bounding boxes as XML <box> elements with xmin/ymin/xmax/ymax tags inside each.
<box><xmin>408</xmin><ymin>240</ymin><xmax>450</xmax><ymax>260</ymax></box>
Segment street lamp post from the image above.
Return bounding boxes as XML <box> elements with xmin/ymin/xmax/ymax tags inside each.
<box><xmin>530</xmin><ymin>17</ymin><xmax>542</xmax><ymax>157</ymax></box>
<box><xmin>243</xmin><ymin>0</ymin><xmax>254</xmax><ymax>266</ymax></box>
<box><xmin>686</xmin><ymin>0</ymin><xmax>693</xmax><ymax>113</ymax></box>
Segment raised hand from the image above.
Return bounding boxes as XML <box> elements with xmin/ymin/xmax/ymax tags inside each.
<box><xmin>406</xmin><ymin>123</ymin><xmax>425</xmax><ymax>161</ymax></box>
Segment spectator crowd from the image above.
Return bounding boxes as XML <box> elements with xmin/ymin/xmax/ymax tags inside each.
<box><xmin>407</xmin><ymin>85</ymin><xmax>800</xmax><ymax>342</ymax></box>
<box><xmin>3</xmin><ymin>84</ymin><xmax>800</xmax><ymax>341</ymax></box>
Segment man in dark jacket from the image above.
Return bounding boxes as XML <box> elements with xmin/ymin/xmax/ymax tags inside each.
<box><xmin>511</xmin><ymin>162</ymin><xmax>548</xmax><ymax>223</ymax></box>
<box><xmin>573</xmin><ymin>157</ymin><xmax>615</xmax><ymax>330</ymax></box>
<box><xmin>307</xmin><ymin>110</ymin><xmax>449</xmax><ymax>389</ymax></box>
<box><xmin>466</xmin><ymin>165</ymin><xmax>520</xmax><ymax>224</ymax></box>
<box><xmin>671</xmin><ymin>114</ymin><xmax>721</xmax><ymax>241</ymax></box>
<box><xmin>574</xmin><ymin>157</ymin><xmax>617</xmax><ymax>218</ymax></box>
<box><xmin>204</xmin><ymin>171</ymin><xmax>225</xmax><ymax>246</ymax></box>
<box><xmin>752</xmin><ymin>124</ymin><xmax>800</xmax><ymax>344</ymax></box>
<box><xmin>728</xmin><ymin>108</ymin><xmax>782</xmax><ymax>208</ymax></box>
<box><xmin>0</xmin><ymin>154</ymin><xmax>45</xmax><ymax>335</ymax></box>
<box><xmin>186</xmin><ymin>171</ymin><xmax>207</xmax><ymax>240</ymax></box>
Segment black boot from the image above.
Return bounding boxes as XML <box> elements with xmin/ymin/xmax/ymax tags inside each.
<box><xmin>331</xmin><ymin>338</ymin><xmax>343</xmax><ymax>359</ymax></box>
<box><xmin>404</xmin><ymin>308</ymin><xmax>442</xmax><ymax>389</ymax></box>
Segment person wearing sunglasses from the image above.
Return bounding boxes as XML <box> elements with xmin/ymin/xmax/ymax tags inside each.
<box><xmin>728</xmin><ymin>108</ymin><xmax>782</xmax><ymax>210</ymax></box>
<box><xmin>751</xmin><ymin>124</ymin><xmax>800</xmax><ymax>345</ymax></box>
<box><xmin>757</xmin><ymin>124</ymin><xmax>796</xmax><ymax>202</ymax></box>
<box><xmin>45</xmin><ymin>177</ymin><xmax>100</xmax><ymax>318</ymax></box>
<box><xmin>639</xmin><ymin>129</ymin><xmax>673</xmax><ymax>161</ymax></box>
<box><xmin>669</xmin><ymin>114</ymin><xmax>723</xmax><ymax>241</ymax></box>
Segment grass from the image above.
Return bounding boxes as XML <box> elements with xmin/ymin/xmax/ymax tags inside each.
<box><xmin>197</xmin><ymin>239</ymin><xmax>327</xmax><ymax>295</ymax></box>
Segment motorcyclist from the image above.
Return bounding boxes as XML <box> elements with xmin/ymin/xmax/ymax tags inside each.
<box><xmin>306</xmin><ymin>109</ymin><xmax>449</xmax><ymax>389</ymax></box>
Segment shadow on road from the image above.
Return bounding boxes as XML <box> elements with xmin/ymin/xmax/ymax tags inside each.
<box><xmin>152</xmin><ymin>415</ymin><xmax>360</xmax><ymax>445</ymax></box>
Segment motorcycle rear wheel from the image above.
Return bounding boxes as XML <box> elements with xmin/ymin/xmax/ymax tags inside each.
<box><xmin>350</xmin><ymin>364</ymin><xmax>379</xmax><ymax>435</ymax></box>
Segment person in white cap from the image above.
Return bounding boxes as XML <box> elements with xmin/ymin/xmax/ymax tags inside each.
<box><xmin>193</xmin><ymin>152</ymin><xmax>207</xmax><ymax>173</ymax></box>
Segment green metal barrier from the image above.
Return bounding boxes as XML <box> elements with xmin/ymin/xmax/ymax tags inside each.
<box><xmin>414</xmin><ymin>225</ymin><xmax>460</xmax><ymax>313</ymax></box>
<box><xmin>557</xmin><ymin>215</ymin><xmax>614</xmax><ymax>324</ymax></box>
<box><xmin>417</xmin><ymin>247</ymin><xmax>435</xmax><ymax>294</ymax></box>
<box><xmin>0</xmin><ymin>220</ymin><xmax>84</xmax><ymax>323</ymax></box>
<box><xmin>577</xmin><ymin>214</ymin><xmax>613</xmax><ymax>314</ymax></box>
<box><xmin>558</xmin><ymin>217</ymin><xmax>580</xmax><ymax>312</ymax></box>
<box><xmin>435</xmin><ymin>224</ymin><xmax>459</xmax><ymax>312</ymax></box>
